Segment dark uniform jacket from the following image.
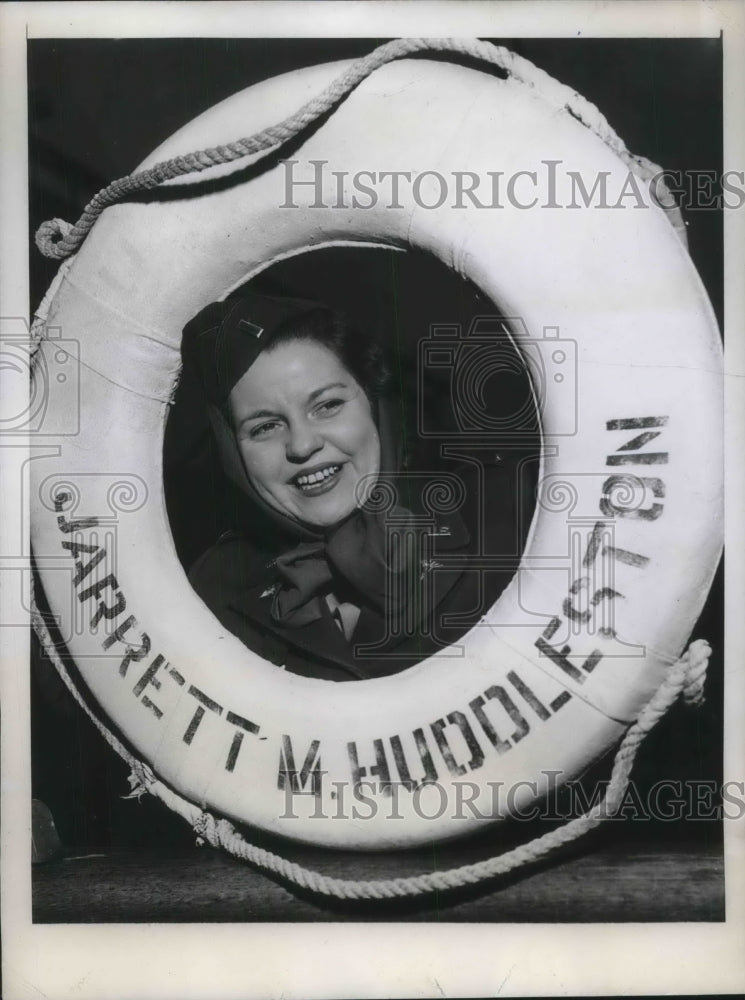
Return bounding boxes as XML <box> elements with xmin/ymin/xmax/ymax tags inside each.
<box><xmin>189</xmin><ymin>454</ymin><xmax>527</xmax><ymax>681</ymax></box>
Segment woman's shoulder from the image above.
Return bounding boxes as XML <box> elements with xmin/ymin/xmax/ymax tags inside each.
<box><xmin>188</xmin><ymin>530</ymin><xmax>272</xmax><ymax>599</ymax></box>
<box><xmin>189</xmin><ymin>528</ymin><xmax>239</xmax><ymax>576</ymax></box>
<box><xmin>188</xmin><ymin>531</ymin><xmax>371</xmax><ymax>681</ymax></box>
<box><xmin>188</xmin><ymin>531</ymin><xmax>291</xmax><ymax>667</ymax></box>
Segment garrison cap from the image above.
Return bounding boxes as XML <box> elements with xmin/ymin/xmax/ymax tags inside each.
<box><xmin>182</xmin><ymin>291</ymin><xmax>332</xmax><ymax>405</ymax></box>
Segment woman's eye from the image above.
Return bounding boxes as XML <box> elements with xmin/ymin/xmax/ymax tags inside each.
<box><xmin>249</xmin><ymin>420</ymin><xmax>281</xmax><ymax>440</ymax></box>
<box><xmin>316</xmin><ymin>398</ymin><xmax>344</xmax><ymax>417</ymax></box>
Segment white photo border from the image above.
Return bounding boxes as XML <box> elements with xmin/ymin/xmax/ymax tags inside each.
<box><xmin>2</xmin><ymin>2</ymin><xmax>744</xmax><ymax>998</ymax></box>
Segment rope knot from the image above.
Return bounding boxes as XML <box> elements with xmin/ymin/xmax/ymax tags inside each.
<box><xmin>121</xmin><ymin>761</ymin><xmax>156</xmax><ymax>801</ymax></box>
<box><xmin>680</xmin><ymin>638</ymin><xmax>711</xmax><ymax>708</ymax></box>
<box><xmin>35</xmin><ymin>218</ymin><xmax>74</xmax><ymax>260</ymax></box>
<box><xmin>194</xmin><ymin>810</ymin><xmax>221</xmax><ymax>848</ymax></box>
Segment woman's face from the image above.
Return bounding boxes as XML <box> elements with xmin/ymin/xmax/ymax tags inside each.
<box><xmin>229</xmin><ymin>339</ymin><xmax>381</xmax><ymax>528</ymax></box>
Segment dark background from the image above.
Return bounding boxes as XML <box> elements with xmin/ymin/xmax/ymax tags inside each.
<box><xmin>29</xmin><ymin>38</ymin><xmax>724</xmax><ymax>874</ymax></box>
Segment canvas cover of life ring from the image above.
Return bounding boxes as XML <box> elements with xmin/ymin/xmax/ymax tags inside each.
<box><xmin>30</xmin><ymin>50</ymin><xmax>723</xmax><ymax>849</ymax></box>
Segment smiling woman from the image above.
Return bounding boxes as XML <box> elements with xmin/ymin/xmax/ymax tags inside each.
<box><xmin>181</xmin><ymin>289</ymin><xmax>515</xmax><ymax>681</ymax></box>
<box><xmin>228</xmin><ymin>310</ymin><xmax>382</xmax><ymax>527</ymax></box>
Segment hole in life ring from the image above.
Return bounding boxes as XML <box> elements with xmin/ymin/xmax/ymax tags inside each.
<box><xmin>165</xmin><ymin>247</ymin><xmax>541</xmax><ymax>681</ymax></box>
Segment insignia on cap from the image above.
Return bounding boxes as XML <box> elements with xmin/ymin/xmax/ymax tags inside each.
<box><xmin>238</xmin><ymin>319</ymin><xmax>264</xmax><ymax>339</ymax></box>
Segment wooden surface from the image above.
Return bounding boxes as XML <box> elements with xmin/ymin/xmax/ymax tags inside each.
<box><xmin>33</xmin><ymin>833</ymin><xmax>724</xmax><ymax>924</ymax></box>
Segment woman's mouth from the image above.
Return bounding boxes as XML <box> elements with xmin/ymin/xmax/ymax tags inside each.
<box><xmin>292</xmin><ymin>463</ymin><xmax>344</xmax><ymax>496</ymax></box>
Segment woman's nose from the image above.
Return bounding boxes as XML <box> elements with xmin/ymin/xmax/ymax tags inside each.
<box><xmin>285</xmin><ymin>420</ymin><xmax>324</xmax><ymax>462</ymax></box>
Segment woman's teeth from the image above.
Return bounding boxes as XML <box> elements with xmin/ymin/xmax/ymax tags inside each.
<box><xmin>296</xmin><ymin>465</ymin><xmax>341</xmax><ymax>488</ymax></box>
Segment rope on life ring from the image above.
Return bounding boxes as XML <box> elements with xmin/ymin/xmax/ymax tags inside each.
<box><xmin>32</xmin><ymin>575</ymin><xmax>710</xmax><ymax>900</ymax></box>
<box><xmin>30</xmin><ymin>34</ymin><xmax>721</xmax><ymax>860</ymax></box>
<box><xmin>34</xmin><ymin>36</ymin><xmax>686</xmax><ymax>262</ymax></box>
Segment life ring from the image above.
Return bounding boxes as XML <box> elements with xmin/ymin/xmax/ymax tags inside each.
<box><xmin>30</xmin><ymin>40</ymin><xmax>722</xmax><ymax>850</ymax></box>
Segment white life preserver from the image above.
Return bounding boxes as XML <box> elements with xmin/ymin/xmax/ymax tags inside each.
<box><xmin>30</xmin><ymin>43</ymin><xmax>722</xmax><ymax>849</ymax></box>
